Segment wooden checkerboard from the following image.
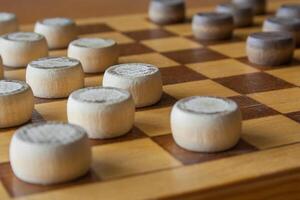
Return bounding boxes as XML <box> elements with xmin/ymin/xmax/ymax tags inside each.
<box><xmin>1</xmin><ymin>0</ymin><xmax>300</xmax><ymax>199</ymax></box>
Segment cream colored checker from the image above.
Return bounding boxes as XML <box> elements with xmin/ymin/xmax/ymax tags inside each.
<box><xmin>84</xmin><ymin>75</ymin><xmax>103</xmax><ymax>87</ymax></box>
<box><xmin>187</xmin><ymin>59</ymin><xmax>258</xmax><ymax>79</ymax></box>
<box><xmin>35</xmin><ymin>100</ymin><xmax>67</xmax><ymax>122</ymax></box>
<box><xmin>49</xmin><ymin>49</ymin><xmax>67</xmax><ymax>57</ymax></box>
<box><xmin>266</xmin><ymin>66</ymin><xmax>300</xmax><ymax>86</ymax></box>
<box><xmin>142</xmin><ymin>37</ymin><xmax>201</xmax><ymax>52</ymax></box>
<box><xmin>105</xmin><ymin>17</ymin><xmax>158</xmax><ymax>31</ymax></box>
<box><xmin>248</xmin><ymin>87</ymin><xmax>300</xmax><ymax>114</ymax></box>
<box><xmin>4</xmin><ymin>69</ymin><xmax>26</xmax><ymax>81</ymax></box>
<box><xmin>163</xmin><ymin>80</ymin><xmax>239</xmax><ymax>100</ymax></box>
<box><xmin>209</xmin><ymin>42</ymin><xmax>246</xmax><ymax>58</ymax></box>
<box><xmin>234</xmin><ymin>27</ymin><xmax>261</xmax><ymax>40</ymax></box>
<box><xmin>92</xmin><ymin>138</ymin><xmax>181</xmax><ymax>180</ymax></box>
<box><xmin>79</xmin><ymin>32</ymin><xmax>133</xmax><ymax>44</ymax></box>
<box><xmin>243</xmin><ymin>115</ymin><xmax>300</xmax><ymax>149</ymax></box>
<box><xmin>119</xmin><ymin>53</ymin><xmax>179</xmax><ymax>68</ymax></box>
<box><xmin>164</xmin><ymin>23</ymin><xmax>193</xmax><ymax>36</ymax></box>
<box><xmin>135</xmin><ymin>107</ymin><xmax>171</xmax><ymax>137</ymax></box>
<box><xmin>0</xmin><ymin>128</ymin><xmax>14</xmax><ymax>163</ymax></box>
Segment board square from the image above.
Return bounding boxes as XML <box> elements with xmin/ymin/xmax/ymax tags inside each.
<box><xmin>0</xmin><ymin>129</ymin><xmax>15</xmax><ymax>164</ymax></box>
<box><xmin>105</xmin><ymin>17</ymin><xmax>158</xmax><ymax>31</ymax></box>
<box><xmin>118</xmin><ymin>43</ymin><xmax>154</xmax><ymax>56</ymax></box>
<box><xmin>163</xmin><ymin>48</ymin><xmax>227</xmax><ymax>64</ymax></box>
<box><xmin>0</xmin><ymin>182</ymin><xmax>10</xmax><ymax>200</ymax></box>
<box><xmin>4</xmin><ymin>68</ymin><xmax>25</xmax><ymax>81</ymax></box>
<box><xmin>49</xmin><ymin>49</ymin><xmax>67</xmax><ymax>57</ymax></box>
<box><xmin>248</xmin><ymin>87</ymin><xmax>300</xmax><ymax>114</ymax></box>
<box><xmin>124</xmin><ymin>29</ymin><xmax>175</xmax><ymax>41</ymax></box>
<box><xmin>79</xmin><ymin>31</ymin><xmax>134</xmax><ymax>44</ymax></box>
<box><xmin>77</xmin><ymin>23</ymin><xmax>114</xmax><ymax>35</ymax></box>
<box><xmin>136</xmin><ymin>92</ymin><xmax>177</xmax><ymax>112</ymax></box>
<box><xmin>163</xmin><ymin>23</ymin><xmax>193</xmax><ymax>36</ymax></box>
<box><xmin>286</xmin><ymin>111</ymin><xmax>300</xmax><ymax>124</ymax></box>
<box><xmin>163</xmin><ymin>79</ymin><xmax>239</xmax><ymax>100</ymax></box>
<box><xmin>119</xmin><ymin>52</ymin><xmax>179</xmax><ymax>68</ymax></box>
<box><xmin>35</xmin><ymin>100</ymin><xmax>67</xmax><ymax>122</ymax></box>
<box><xmin>141</xmin><ymin>37</ymin><xmax>202</xmax><ymax>52</ymax></box>
<box><xmin>209</xmin><ymin>42</ymin><xmax>246</xmax><ymax>58</ymax></box>
<box><xmin>186</xmin><ymin>59</ymin><xmax>258</xmax><ymax>79</ymax></box>
<box><xmin>266</xmin><ymin>66</ymin><xmax>300</xmax><ymax>86</ymax></box>
<box><xmin>160</xmin><ymin>65</ymin><xmax>207</xmax><ymax>85</ymax></box>
<box><xmin>234</xmin><ymin>26</ymin><xmax>261</xmax><ymax>40</ymax></box>
<box><xmin>135</xmin><ymin>107</ymin><xmax>172</xmax><ymax>137</ymax></box>
<box><xmin>152</xmin><ymin>134</ymin><xmax>257</xmax><ymax>165</ymax></box>
<box><xmin>242</xmin><ymin>115</ymin><xmax>300</xmax><ymax>149</ymax></box>
<box><xmin>187</xmin><ymin>35</ymin><xmax>244</xmax><ymax>46</ymax></box>
<box><xmin>215</xmin><ymin>72</ymin><xmax>294</xmax><ymax>94</ymax></box>
<box><xmin>91</xmin><ymin>138</ymin><xmax>181</xmax><ymax>180</ymax></box>
<box><xmin>84</xmin><ymin>75</ymin><xmax>103</xmax><ymax>87</ymax></box>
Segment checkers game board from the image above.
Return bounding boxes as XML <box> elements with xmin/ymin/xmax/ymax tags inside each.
<box><xmin>1</xmin><ymin>0</ymin><xmax>300</xmax><ymax>199</ymax></box>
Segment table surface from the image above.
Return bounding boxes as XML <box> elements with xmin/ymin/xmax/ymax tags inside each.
<box><xmin>1</xmin><ymin>0</ymin><xmax>300</xmax><ymax>200</ymax></box>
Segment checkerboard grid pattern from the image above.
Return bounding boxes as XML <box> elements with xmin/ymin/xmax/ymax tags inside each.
<box><xmin>2</xmin><ymin>11</ymin><xmax>300</xmax><ymax>198</ymax></box>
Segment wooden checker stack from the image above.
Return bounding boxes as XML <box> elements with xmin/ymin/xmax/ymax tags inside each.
<box><xmin>1</xmin><ymin>0</ymin><xmax>300</xmax><ymax>199</ymax></box>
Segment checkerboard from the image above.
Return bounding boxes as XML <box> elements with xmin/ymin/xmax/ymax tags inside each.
<box><xmin>1</xmin><ymin>0</ymin><xmax>300</xmax><ymax>199</ymax></box>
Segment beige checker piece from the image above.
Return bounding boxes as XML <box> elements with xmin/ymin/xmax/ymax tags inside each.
<box><xmin>267</xmin><ymin>66</ymin><xmax>300</xmax><ymax>86</ymax></box>
<box><xmin>0</xmin><ymin>129</ymin><xmax>15</xmax><ymax>163</ymax></box>
<box><xmin>209</xmin><ymin>42</ymin><xmax>247</xmax><ymax>58</ymax></box>
<box><xmin>142</xmin><ymin>37</ymin><xmax>201</xmax><ymax>52</ymax></box>
<box><xmin>35</xmin><ymin>100</ymin><xmax>68</xmax><ymax>122</ymax></box>
<box><xmin>187</xmin><ymin>59</ymin><xmax>258</xmax><ymax>79</ymax></box>
<box><xmin>163</xmin><ymin>79</ymin><xmax>239</xmax><ymax>100</ymax></box>
<box><xmin>119</xmin><ymin>52</ymin><xmax>179</xmax><ymax>68</ymax></box>
<box><xmin>79</xmin><ymin>31</ymin><xmax>134</xmax><ymax>44</ymax></box>
<box><xmin>92</xmin><ymin>138</ymin><xmax>181</xmax><ymax>180</ymax></box>
<box><xmin>135</xmin><ymin>107</ymin><xmax>172</xmax><ymax>137</ymax></box>
<box><xmin>248</xmin><ymin>88</ymin><xmax>300</xmax><ymax>114</ymax></box>
<box><xmin>243</xmin><ymin>115</ymin><xmax>300</xmax><ymax>149</ymax></box>
<box><xmin>104</xmin><ymin>16</ymin><xmax>158</xmax><ymax>31</ymax></box>
<box><xmin>164</xmin><ymin>23</ymin><xmax>193</xmax><ymax>36</ymax></box>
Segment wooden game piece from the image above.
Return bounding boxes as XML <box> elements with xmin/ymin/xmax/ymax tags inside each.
<box><xmin>148</xmin><ymin>0</ymin><xmax>185</xmax><ymax>24</ymax></box>
<box><xmin>0</xmin><ymin>12</ymin><xmax>18</xmax><ymax>35</ymax></box>
<box><xmin>171</xmin><ymin>96</ymin><xmax>241</xmax><ymax>152</ymax></box>
<box><xmin>276</xmin><ymin>4</ymin><xmax>300</xmax><ymax>18</ymax></box>
<box><xmin>232</xmin><ymin>0</ymin><xmax>266</xmax><ymax>15</ymax></box>
<box><xmin>26</xmin><ymin>57</ymin><xmax>84</xmax><ymax>98</ymax></box>
<box><xmin>68</xmin><ymin>38</ymin><xmax>119</xmax><ymax>73</ymax></box>
<box><xmin>263</xmin><ymin>17</ymin><xmax>300</xmax><ymax>45</ymax></box>
<box><xmin>0</xmin><ymin>80</ymin><xmax>34</xmax><ymax>128</ymax></box>
<box><xmin>0</xmin><ymin>32</ymin><xmax>48</xmax><ymax>68</ymax></box>
<box><xmin>103</xmin><ymin>63</ymin><xmax>163</xmax><ymax>108</ymax></box>
<box><xmin>68</xmin><ymin>87</ymin><xmax>135</xmax><ymax>139</ymax></box>
<box><xmin>34</xmin><ymin>17</ymin><xmax>77</xmax><ymax>49</ymax></box>
<box><xmin>246</xmin><ymin>32</ymin><xmax>295</xmax><ymax>66</ymax></box>
<box><xmin>10</xmin><ymin>122</ymin><xmax>91</xmax><ymax>185</ymax></box>
<box><xmin>192</xmin><ymin>12</ymin><xmax>234</xmax><ymax>41</ymax></box>
<box><xmin>216</xmin><ymin>3</ymin><xmax>253</xmax><ymax>27</ymax></box>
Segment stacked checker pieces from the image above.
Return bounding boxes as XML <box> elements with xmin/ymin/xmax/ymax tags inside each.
<box><xmin>1</xmin><ymin>0</ymin><xmax>300</xmax><ymax>199</ymax></box>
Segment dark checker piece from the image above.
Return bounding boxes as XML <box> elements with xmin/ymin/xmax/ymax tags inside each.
<box><xmin>276</xmin><ymin>4</ymin><xmax>300</xmax><ymax>18</ymax></box>
<box><xmin>232</xmin><ymin>0</ymin><xmax>266</xmax><ymax>15</ymax></box>
<box><xmin>246</xmin><ymin>32</ymin><xmax>294</xmax><ymax>66</ymax></box>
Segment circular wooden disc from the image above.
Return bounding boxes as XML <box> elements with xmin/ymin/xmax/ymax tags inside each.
<box><xmin>193</xmin><ymin>12</ymin><xmax>233</xmax><ymax>25</ymax></box>
<box><xmin>247</xmin><ymin>32</ymin><xmax>294</xmax><ymax>48</ymax></box>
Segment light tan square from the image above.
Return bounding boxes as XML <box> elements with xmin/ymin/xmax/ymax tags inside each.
<box><xmin>4</xmin><ymin>69</ymin><xmax>26</xmax><ymax>81</ymax></box>
<box><xmin>266</xmin><ymin>66</ymin><xmax>300</xmax><ymax>86</ymax></box>
<box><xmin>164</xmin><ymin>23</ymin><xmax>193</xmax><ymax>36</ymax></box>
<box><xmin>243</xmin><ymin>115</ymin><xmax>300</xmax><ymax>149</ymax></box>
<box><xmin>142</xmin><ymin>37</ymin><xmax>201</xmax><ymax>52</ymax></box>
<box><xmin>79</xmin><ymin>31</ymin><xmax>134</xmax><ymax>44</ymax></box>
<box><xmin>248</xmin><ymin>87</ymin><xmax>300</xmax><ymax>113</ymax></box>
<box><xmin>209</xmin><ymin>42</ymin><xmax>246</xmax><ymax>58</ymax></box>
<box><xmin>49</xmin><ymin>49</ymin><xmax>67</xmax><ymax>57</ymax></box>
<box><xmin>0</xmin><ymin>128</ymin><xmax>15</xmax><ymax>163</ymax></box>
<box><xmin>135</xmin><ymin>107</ymin><xmax>172</xmax><ymax>137</ymax></box>
<box><xmin>105</xmin><ymin>16</ymin><xmax>158</xmax><ymax>31</ymax></box>
<box><xmin>187</xmin><ymin>59</ymin><xmax>258</xmax><ymax>78</ymax></box>
<box><xmin>92</xmin><ymin>138</ymin><xmax>181</xmax><ymax>180</ymax></box>
<box><xmin>35</xmin><ymin>100</ymin><xmax>67</xmax><ymax>122</ymax></box>
<box><xmin>119</xmin><ymin>53</ymin><xmax>179</xmax><ymax>68</ymax></box>
<box><xmin>0</xmin><ymin>182</ymin><xmax>10</xmax><ymax>200</ymax></box>
<box><xmin>85</xmin><ymin>75</ymin><xmax>103</xmax><ymax>87</ymax></box>
<box><xmin>163</xmin><ymin>79</ymin><xmax>239</xmax><ymax>100</ymax></box>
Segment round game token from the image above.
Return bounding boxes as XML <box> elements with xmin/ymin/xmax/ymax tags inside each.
<box><xmin>232</xmin><ymin>0</ymin><xmax>266</xmax><ymax>15</ymax></box>
<box><xmin>0</xmin><ymin>12</ymin><xmax>18</xmax><ymax>35</ymax></box>
<box><xmin>68</xmin><ymin>38</ymin><xmax>119</xmax><ymax>73</ymax></box>
<box><xmin>103</xmin><ymin>63</ymin><xmax>163</xmax><ymax>108</ymax></box>
<box><xmin>68</xmin><ymin>86</ymin><xmax>135</xmax><ymax>139</ymax></box>
<box><xmin>26</xmin><ymin>57</ymin><xmax>84</xmax><ymax>98</ymax></box>
<box><xmin>0</xmin><ymin>32</ymin><xmax>48</xmax><ymax>68</ymax></box>
<box><xmin>34</xmin><ymin>17</ymin><xmax>77</xmax><ymax>49</ymax></box>
<box><xmin>10</xmin><ymin>122</ymin><xmax>91</xmax><ymax>185</ymax></box>
<box><xmin>171</xmin><ymin>96</ymin><xmax>241</xmax><ymax>152</ymax></box>
<box><xmin>276</xmin><ymin>4</ymin><xmax>300</xmax><ymax>18</ymax></box>
<box><xmin>0</xmin><ymin>80</ymin><xmax>34</xmax><ymax>128</ymax></box>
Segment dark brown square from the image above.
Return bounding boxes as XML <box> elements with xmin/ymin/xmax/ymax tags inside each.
<box><xmin>136</xmin><ymin>92</ymin><xmax>177</xmax><ymax>112</ymax></box>
<box><xmin>187</xmin><ymin>35</ymin><xmax>244</xmax><ymax>46</ymax></box>
<box><xmin>118</xmin><ymin>43</ymin><xmax>154</xmax><ymax>56</ymax></box>
<box><xmin>88</xmin><ymin>127</ymin><xmax>147</xmax><ymax>146</ymax></box>
<box><xmin>125</xmin><ymin>29</ymin><xmax>175</xmax><ymax>41</ymax></box>
<box><xmin>160</xmin><ymin>65</ymin><xmax>207</xmax><ymax>85</ymax></box>
<box><xmin>78</xmin><ymin>23</ymin><xmax>114</xmax><ymax>35</ymax></box>
<box><xmin>152</xmin><ymin>134</ymin><xmax>257</xmax><ymax>165</ymax></box>
<box><xmin>0</xmin><ymin>163</ymin><xmax>100</xmax><ymax>198</ymax></box>
<box><xmin>229</xmin><ymin>96</ymin><xmax>279</xmax><ymax>120</ymax></box>
<box><xmin>286</xmin><ymin>111</ymin><xmax>300</xmax><ymax>124</ymax></box>
<box><xmin>215</xmin><ymin>72</ymin><xmax>294</xmax><ymax>94</ymax></box>
<box><xmin>31</xmin><ymin>110</ymin><xmax>46</xmax><ymax>123</ymax></box>
<box><xmin>163</xmin><ymin>48</ymin><xmax>227</xmax><ymax>64</ymax></box>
